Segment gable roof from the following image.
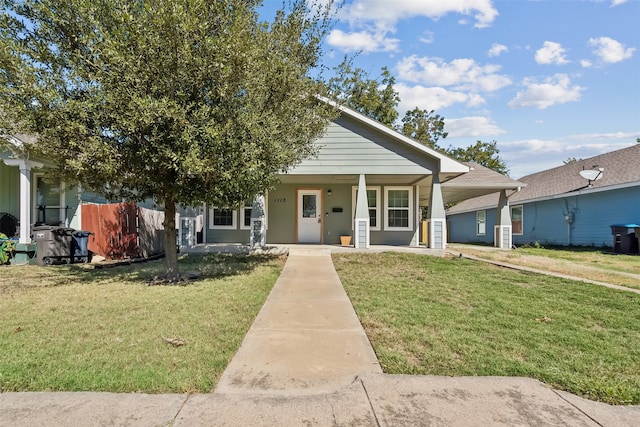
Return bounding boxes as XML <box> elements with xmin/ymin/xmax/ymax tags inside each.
<box><xmin>447</xmin><ymin>144</ymin><xmax>640</xmax><ymax>214</ymax></box>
<box><xmin>317</xmin><ymin>97</ymin><xmax>469</xmax><ymax>175</ymax></box>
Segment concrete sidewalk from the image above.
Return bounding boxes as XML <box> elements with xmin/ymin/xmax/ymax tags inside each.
<box><xmin>3</xmin><ymin>375</ymin><xmax>639</xmax><ymax>426</ymax></box>
<box><xmin>1</xmin><ymin>248</ymin><xmax>639</xmax><ymax>426</ymax></box>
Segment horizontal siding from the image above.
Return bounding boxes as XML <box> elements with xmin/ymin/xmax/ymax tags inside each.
<box><xmin>291</xmin><ymin>116</ymin><xmax>438</xmax><ymax>175</ymax></box>
<box><xmin>0</xmin><ymin>163</ymin><xmax>19</xmax><ymax>218</ymax></box>
<box><xmin>449</xmin><ymin>185</ymin><xmax>640</xmax><ymax>248</ymax></box>
<box><xmin>448</xmin><ymin>210</ymin><xmax>494</xmax><ymax>245</ymax></box>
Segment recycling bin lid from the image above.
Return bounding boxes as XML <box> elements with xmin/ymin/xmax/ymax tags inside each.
<box><xmin>33</xmin><ymin>225</ymin><xmax>55</xmax><ymax>231</ymax></box>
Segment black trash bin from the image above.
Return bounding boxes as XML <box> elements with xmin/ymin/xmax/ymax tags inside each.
<box><xmin>610</xmin><ymin>224</ymin><xmax>640</xmax><ymax>255</ymax></box>
<box><xmin>71</xmin><ymin>230</ymin><xmax>93</xmax><ymax>263</ymax></box>
<box><xmin>32</xmin><ymin>226</ymin><xmax>74</xmax><ymax>265</ymax></box>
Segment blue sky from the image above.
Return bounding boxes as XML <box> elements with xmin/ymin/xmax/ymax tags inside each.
<box><xmin>263</xmin><ymin>0</ymin><xmax>639</xmax><ymax>178</ymax></box>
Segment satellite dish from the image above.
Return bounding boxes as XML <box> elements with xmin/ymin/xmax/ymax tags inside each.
<box><xmin>579</xmin><ymin>169</ymin><xmax>603</xmax><ymax>181</ymax></box>
<box><xmin>579</xmin><ymin>168</ymin><xmax>604</xmax><ymax>187</ymax></box>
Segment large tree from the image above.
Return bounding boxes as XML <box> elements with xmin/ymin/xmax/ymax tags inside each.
<box><xmin>0</xmin><ymin>0</ymin><xmax>337</xmax><ymax>280</ymax></box>
<box><xmin>446</xmin><ymin>140</ymin><xmax>509</xmax><ymax>176</ymax></box>
<box><xmin>326</xmin><ymin>59</ymin><xmax>399</xmax><ymax>127</ymax></box>
<box><xmin>400</xmin><ymin>107</ymin><xmax>448</xmax><ymax>149</ymax></box>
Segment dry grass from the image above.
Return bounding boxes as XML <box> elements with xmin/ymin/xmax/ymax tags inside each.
<box><xmin>448</xmin><ymin>244</ymin><xmax>640</xmax><ymax>290</ymax></box>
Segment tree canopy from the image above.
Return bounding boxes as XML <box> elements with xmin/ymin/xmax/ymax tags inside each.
<box><xmin>446</xmin><ymin>140</ymin><xmax>509</xmax><ymax>176</ymax></box>
<box><xmin>0</xmin><ymin>0</ymin><xmax>337</xmax><ymax>280</ymax></box>
<box><xmin>400</xmin><ymin>107</ymin><xmax>448</xmax><ymax>150</ymax></box>
<box><xmin>327</xmin><ymin>59</ymin><xmax>399</xmax><ymax>127</ymax></box>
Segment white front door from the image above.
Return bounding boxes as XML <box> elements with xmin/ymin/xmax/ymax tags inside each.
<box><xmin>297</xmin><ymin>189</ymin><xmax>322</xmax><ymax>243</ymax></box>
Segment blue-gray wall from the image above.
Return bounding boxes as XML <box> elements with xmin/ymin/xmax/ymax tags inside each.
<box><xmin>448</xmin><ymin>185</ymin><xmax>640</xmax><ymax>247</ymax></box>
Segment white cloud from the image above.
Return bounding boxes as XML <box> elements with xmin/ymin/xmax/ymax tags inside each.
<box><xmin>326</xmin><ymin>29</ymin><xmax>399</xmax><ymax>53</ymax></box>
<box><xmin>580</xmin><ymin>59</ymin><xmax>593</xmax><ymax>68</ymax></box>
<box><xmin>444</xmin><ymin>116</ymin><xmax>506</xmax><ymax>138</ymax></box>
<box><xmin>419</xmin><ymin>31</ymin><xmax>434</xmax><ymax>44</ymax></box>
<box><xmin>499</xmin><ymin>134</ymin><xmax>636</xmax><ymax>178</ymax></box>
<box><xmin>588</xmin><ymin>37</ymin><xmax>635</xmax><ymax>63</ymax></box>
<box><xmin>397</xmin><ymin>55</ymin><xmax>512</xmax><ymax>92</ymax></box>
<box><xmin>338</xmin><ymin>0</ymin><xmax>499</xmax><ymax>29</ymax></box>
<box><xmin>488</xmin><ymin>43</ymin><xmax>508</xmax><ymax>57</ymax></box>
<box><xmin>611</xmin><ymin>0</ymin><xmax>628</xmax><ymax>6</ymax></box>
<box><xmin>508</xmin><ymin>74</ymin><xmax>583</xmax><ymax>109</ymax></box>
<box><xmin>396</xmin><ymin>83</ymin><xmax>485</xmax><ymax>113</ymax></box>
<box><xmin>567</xmin><ymin>131</ymin><xmax>639</xmax><ymax>141</ymax></box>
<box><xmin>535</xmin><ymin>41</ymin><xmax>569</xmax><ymax>65</ymax></box>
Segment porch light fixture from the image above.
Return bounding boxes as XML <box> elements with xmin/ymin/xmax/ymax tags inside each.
<box><xmin>327</xmin><ymin>189</ymin><xmax>332</xmax><ymax>196</ymax></box>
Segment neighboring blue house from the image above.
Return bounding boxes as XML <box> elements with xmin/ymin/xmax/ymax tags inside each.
<box><xmin>447</xmin><ymin>145</ymin><xmax>640</xmax><ymax>248</ymax></box>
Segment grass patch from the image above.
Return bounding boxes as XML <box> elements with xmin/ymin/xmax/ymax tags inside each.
<box><xmin>450</xmin><ymin>244</ymin><xmax>640</xmax><ymax>290</ymax></box>
<box><xmin>0</xmin><ymin>253</ymin><xmax>284</xmax><ymax>393</ymax></box>
<box><xmin>334</xmin><ymin>252</ymin><xmax>640</xmax><ymax>405</ymax></box>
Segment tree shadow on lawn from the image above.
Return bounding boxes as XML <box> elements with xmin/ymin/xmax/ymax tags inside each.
<box><xmin>0</xmin><ymin>253</ymin><xmax>285</xmax><ymax>291</ymax></box>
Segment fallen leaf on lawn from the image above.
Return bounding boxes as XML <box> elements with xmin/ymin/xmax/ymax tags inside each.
<box><xmin>535</xmin><ymin>316</ymin><xmax>553</xmax><ymax>323</ymax></box>
<box><xmin>161</xmin><ymin>336</ymin><xmax>188</xmax><ymax>347</ymax></box>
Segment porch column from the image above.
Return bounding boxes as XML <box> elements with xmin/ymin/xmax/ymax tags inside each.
<box><xmin>427</xmin><ymin>173</ymin><xmax>446</xmax><ymax>249</ymax></box>
<box><xmin>494</xmin><ymin>190</ymin><xmax>512</xmax><ymax>249</ymax></box>
<box><xmin>2</xmin><ymin>159</ymin><xmax>44</xmax><ymax>243</ymax></box>
<box><xmin>250</xmin><ymin>194</ymin><xmax>266</xmax><ymax>249</ymax></box>
<box><xmin>354</xmin><ymin>174</ymin><xmax>369</xmax><ymax>248</ymax></box>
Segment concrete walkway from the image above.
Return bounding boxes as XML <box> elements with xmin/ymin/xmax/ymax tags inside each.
<box><xmin>214</xmin><ymin>247</ymin><xmax>382</xmax><ymax>395</ymax></box>
<box><xmin>1</xmin><ymin>248</ymin><xmax>639</xmax><ymax>426</ymax></box>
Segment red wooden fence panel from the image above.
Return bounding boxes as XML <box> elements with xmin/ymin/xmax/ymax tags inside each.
<box><xmin>81</xmin><ymin>202</ymin><xmax>139</xmax><ymax>259</ymax></box>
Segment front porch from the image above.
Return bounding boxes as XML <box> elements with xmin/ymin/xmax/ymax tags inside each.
<box><xmin>178</xmin><ymin>242</ymin><xmax>447</xmax><ymax>257</ymax></box>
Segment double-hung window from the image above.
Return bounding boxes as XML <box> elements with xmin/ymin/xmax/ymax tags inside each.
<box><xmin>384</xmin><ymin>187</ymin><xmax>413</xmax><ymax>231</ymax></box>
<box><xmin>351</xmin><ymin>186</ymin><xmax>381</xmax><ymax>231</ymax></box>
<box><xmin>240</xmin><ymin>202</ymin><xmax>252</xmax><ymax>230</ymax></box>
<box><xmin>476</xmin><ymin>210</ymin><xmax>486</xmax><ymax>235</ymax></box>
<box><xmin>511</xmin><ymin>205</ymin><xmax>523</xmax><ymax>235</ymax></box>
<box><xmin>209</xmin><ymin>207</ymin><xmax>237</xmax><ymax>229</ymax></box>
<box><xmin>239</xmin><ymin>197</ymin><xmax>268</xmax><ymax>230</ymax></box>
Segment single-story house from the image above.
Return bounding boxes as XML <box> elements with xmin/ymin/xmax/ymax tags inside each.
<box><xmin>446</xmin><ymin>144</ymin><xmax>640</xmax><ymax>249</ymax></box>
<box><xmin>2</xmin><ymin>101</ymin><xmax>525</xmax><ymax>253</ymax></box>
<box><xmin>177</xmin><ymin>101</ymin><xmax>524</xmax><ymax>250</ymax></box>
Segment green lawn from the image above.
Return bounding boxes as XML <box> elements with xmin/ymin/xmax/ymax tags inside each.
<box><xmin>0</xmin><ymin>253</ymin><xmax>283</xmax><ymax>393</ymax></box>
<box><xmin>333</xmin><ymin>252</ymin><xmax>640</xmax><ymax>405</ymax></box>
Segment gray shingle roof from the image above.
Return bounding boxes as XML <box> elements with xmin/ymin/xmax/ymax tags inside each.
<box><xmin>447</xmin><ymin>144</ymin><xmax>640</xmax><ymax>214</ymax></box>
<box><xmin>441</xmin><ymin>162</ymin><xmax>526</xmax><ymax>204</ymax></box>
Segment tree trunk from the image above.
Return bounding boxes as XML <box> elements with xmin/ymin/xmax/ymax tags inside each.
<box><xmin>163</xmin><ymin>197</ymin><xmax>180</xmax><ymax>282</ymax></box>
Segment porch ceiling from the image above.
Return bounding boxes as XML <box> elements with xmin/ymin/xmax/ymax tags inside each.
<box><xmin>278</xmin><ymin>173</ymin><xmax>429</xmax><ymax>186</ymax></box>
<box><xmin>277</xmin><ymin>170</ymin><xmax>468</xmax><ymax>185</ymax></box>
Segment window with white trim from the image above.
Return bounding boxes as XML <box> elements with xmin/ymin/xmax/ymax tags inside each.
<box><xmin>240</xmin><ymin>197</ymin><xmax>268</xmax><ymax>230</ymax></box>
<box><xmin>209</xmin><ymin>207</ymin><xmax>237</xmax><ymax>229</ymax></box>
<box><xmin>511</xmin><ymin>205</ymin><xmax>523</xmax><ymax>235</ymax></box>
<box><xmin>240</xmin><ymin>202</ymin><xmax>252</xmax><ymax>230</ymax></box>
<box><xmin>351</xmin><ymin>186</ymin><xmax>381</xmax><ymax>231</ymax></box>
<box><xmin>384</xmin><ymin>186</ymin><xmax>413</xmax><ymax>231</ymax></box>
<box><xmin>476</xmin><ymin>210</ymin><xmax>486</xmax><ymax>235</ymax></box>
<box><xmin>34</xmin><ymin>174</ymin><xmax>66</xmax><ymax>224</ymax></box>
